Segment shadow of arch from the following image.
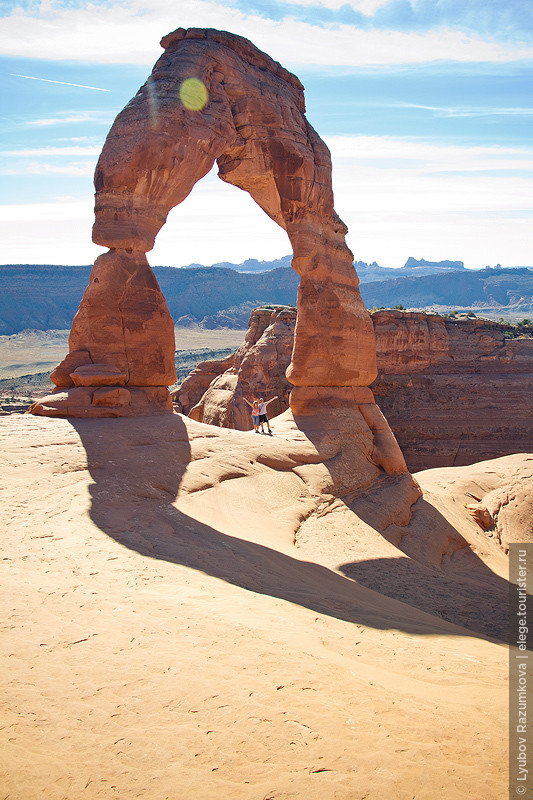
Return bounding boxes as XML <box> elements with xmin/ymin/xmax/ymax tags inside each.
<box><xmin>339</xmin><ymin>555</ymin><xmax>510</xmax><ymax>642</ymax></box>
<box><xmin>70</xmin><ymin>414</ymin><xmax>507</xmax><ymax>642</ymax></box>
<box><xmin>340</xmin><ymin>488</ymin><xmax>516</xmax><ymax>642</ymax></box>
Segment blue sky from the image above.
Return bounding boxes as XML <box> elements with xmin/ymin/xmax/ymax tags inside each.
<box><xmin>0</xmin><ymin>0</ymin><xmax>532</xmax><ymax>269</ymax></box>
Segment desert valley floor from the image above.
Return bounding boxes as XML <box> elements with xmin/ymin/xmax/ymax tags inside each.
<box><xmin>1</xmin><ymin>410</ymin><xmax>521</xmax><ymax>799</ymax></box>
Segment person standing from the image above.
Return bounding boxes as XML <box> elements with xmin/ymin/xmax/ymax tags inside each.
<box><xmin>244</xmin><ymin>396</ymin><xmax>261</xmax><ymax>433</ymax></box>
<box><xmin>257</xmin><ymin>395</ymin><xmax>278</xmax><ymax>435</ymax></box>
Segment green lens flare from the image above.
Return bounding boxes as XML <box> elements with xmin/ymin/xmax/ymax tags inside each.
<box><xmin>179</xmin><ymin>78</ymin><xmax>208</xmax><ymax>111</ymax></box>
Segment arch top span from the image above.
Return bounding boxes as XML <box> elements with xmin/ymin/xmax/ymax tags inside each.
<box><xmin>30</xmin><ymin>27</ymin><xmax>406</xmax><ymax>477</ymax></box>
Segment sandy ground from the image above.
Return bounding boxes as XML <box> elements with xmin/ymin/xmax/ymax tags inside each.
<box><xmin>0</xmin><ymin>412</ymin><xmax>513</xmax><ymax>800</ymax></box>
<box><xmin>0</xmin><ymin>327</ymin><xmax>246</xmax><ymax>381</ymax></box>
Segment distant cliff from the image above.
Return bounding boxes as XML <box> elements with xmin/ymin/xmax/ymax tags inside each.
<box><xmin>0</xmin><ymin>262</ymin><xmax>531</xmax><ymax>335</ymax></box>
<box><xmin>371</xmin><ymin>310</ymin><xmax>533</xmax><ymax>470</ymax></box>
<box><xmin>0</xmin><ymin>264</ymin><xmax>298</xmax><ymax>335</ymax></box>
<box><xmin>403</xmin><ymin>256</ymin><xmax>464</xmax><ymax>271</ymax></box>
<box><xmin>360</xmin><ymin>267</ymin><xmax>533</xmax><ymax>311</ymax></box>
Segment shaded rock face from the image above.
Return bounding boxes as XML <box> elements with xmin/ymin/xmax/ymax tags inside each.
<box><xmin>178</xmin><ymin>308</ymin><xmax>533</xmax><ymax>471</ymax></box>
<box><xmin>31</xmin><ymin>27</ymin><xmax>405</xmax><ymax>479</ymax></box>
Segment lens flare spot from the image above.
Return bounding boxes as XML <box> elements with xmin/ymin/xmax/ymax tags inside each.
<box><xmin>179</xmin><ymin>78</ymin><xmax>208</xmax><ymax>111</ymax></box>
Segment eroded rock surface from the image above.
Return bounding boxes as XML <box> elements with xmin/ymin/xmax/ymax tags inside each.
<box><xmin>30</xmin><ymin>251</ymin><xmax>175</xmax><ymax>418</ymax></box>
<box><xmin>175</xmin><ymin>306</ymin><xmax>294</xmax><ymax>428</ymax></box>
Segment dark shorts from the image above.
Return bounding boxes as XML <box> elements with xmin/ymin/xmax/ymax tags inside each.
<box><xmin>259</xmin><ymin>413</ymin><xmax>268</xmax><ymax>423</ymax></box>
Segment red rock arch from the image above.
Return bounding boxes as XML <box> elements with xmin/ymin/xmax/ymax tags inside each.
<box><xmin>31</xmin><ymin>28</ymin><xmax>405</xmax><ymax>473</ymax></box>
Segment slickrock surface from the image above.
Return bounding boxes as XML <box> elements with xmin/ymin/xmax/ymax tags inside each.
<box><xmin>418</xmin><ymin>453</ymin><xmax>533</xmax><ymax>554</ymax></box>
<box><xmin>0</xmin><ymin>412</ymin><xmax>513</xmax><ymax>799</ymax></box>
<box><xmin>31</xmin><ymin>28</ymin><xmax>402</xmax><ymax>480</ymax></box>
<box><xmin>179</xmin><ymin>307</ymin><xmax>533</xmax><ymax>470</ymax></box>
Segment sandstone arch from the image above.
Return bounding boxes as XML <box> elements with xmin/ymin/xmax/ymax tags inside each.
<box><xmin>31</xmin><ymin>28</ymin><xmax>406</xmax><ymax>474</ymax></box>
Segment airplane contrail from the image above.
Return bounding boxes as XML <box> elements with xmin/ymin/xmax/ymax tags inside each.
<box><xmin>9</xmin><ymin>73</ymin><xmax>110</xmax><ymax>92</ymax></box>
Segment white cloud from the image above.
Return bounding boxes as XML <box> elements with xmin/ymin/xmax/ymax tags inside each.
<box><xmin>150</xmin><ymin>166</ymin><xmax>291</xmax><ymax>266</ymax></box>
<box><xmin>285</xmin><ymin>0</ymin><xmax>391</xmax><ymax>11</ymax></box>
<box><xmin>325</xmin><ymin>136</ymin><xmax>533</xmax><ymax>172</ymax></box>
<box><xmin>0</xmin><ymin>161</ymin><xmax>96</xmax><ymax>176</ymax></box>
<box><xmin>27</xmin><ymin>112</ymin><xmax>113</xmax><ymax>127</ymax></box>
<box><xmin>0</xmin><ymin>199</ymin><xmax>95</xmax><ymax>222</ymax></box>
<box><xmin>1</xmin><ymin>0</ymin><xmax>532</xmax><ymax>65</ymax></box>
<box><xmin>371</xmin><ymin>101</ymin><xmax>533</xmax><ymax>119</ymax></box>
<box><xmin>0</xmin><ymin>199</ymin><xmax>104</xmax><ymax>265</ymax></box>
<box><xmin>2</xmin><ymin>146</ymin><xmax>101</xmax><ymax>156</ymax></box>
<box><xmin>1</xmin><ymin>145</ymin><xmax>101</xmax><ymax>176</ymax></box>
<box><xmin>324</xmin><ymin>136</ymin><xmax>533</xmax><ymax>267</ymax></box>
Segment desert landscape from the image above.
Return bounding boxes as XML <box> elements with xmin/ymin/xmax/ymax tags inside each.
<box><xmin>2</xmin><ymin>15</ymin><xmax>532</xmax><ymax>800</ymax></box>
<box><xmin>1</xmin><ymin>405</ymin><xmax>524</xmax><ymax>800</ymax></box>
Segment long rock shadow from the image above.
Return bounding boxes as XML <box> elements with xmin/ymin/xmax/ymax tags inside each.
<box><xmin>70</xmin><ymin>414</ymin><xmax>505</xmax><ymax>641</ymax></box>
<box><xmin>339</xmin><ymin>554</ymin><xmax>509</xmax><ymax>642</ymax></box>
<box><xmin>343</xmin><ymin>489</ymin><xmax>515</xmax><ymax>642</ymax></box>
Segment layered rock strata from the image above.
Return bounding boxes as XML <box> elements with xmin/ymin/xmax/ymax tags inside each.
<box><xmin>30</xmin><ymin>27</ymin><xmax>405</xmax><ymax>477</ymax></box>
<box><xmin>372</xmin><ymin>310</ymin><xmax>533</xmax><ymax>470</ymax></box>
<box><xmin>178</xmin><ymin>308</ymin><xmax>533</xmax><ymax>471</ymax></box>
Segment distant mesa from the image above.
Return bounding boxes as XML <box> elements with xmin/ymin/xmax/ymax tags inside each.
<box><xmin>2</xmin><ymin>261</ymin><xmax>532</xmax><ymax>336</ymax></box>
<box><xmin>403</xmin><ymin>257</ymin><xmax>465</xmax><ymax>271</ymax></box>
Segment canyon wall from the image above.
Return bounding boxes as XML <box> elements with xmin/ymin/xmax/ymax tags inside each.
<box><xmin>372</xmin><ymin>309</ymin><xmax>533</xmax><ymax>470</ymax></box>
<box><xmin>176</xmin><ymin>307</ymin><xmax>533</xmax><ymax>471</ymax></box>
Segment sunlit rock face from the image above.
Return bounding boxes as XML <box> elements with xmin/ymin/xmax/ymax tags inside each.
<box><xmin>90</xmin><ymin>27</ymin><xmax>376</xmax><ymax>390</ymax></box>
<box><xmin>30</xmin><ymin>28</ymin><xmax>404</xmax><ymax>475</ymax></box>
<box><xmin>175</xmin><ymin>306</ymin><xmax>296</xmax><ymax>428</ymax></box>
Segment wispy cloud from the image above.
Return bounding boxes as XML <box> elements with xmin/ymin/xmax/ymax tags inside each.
<box><xmin>252</xmin><ymin>0</ymin><xmax>533</xmax><ymax>42</ymax></box>
<box><xmin>272</xmin><ymin>0</ymin><xmax>390</xmax><ymax>10</ymax></box>
<box><xmin>321</xmin><ymin>135</ymin><xmax>533</xmax><ymax>267</ymax></box>
<box><xmin>1</xmin><ymin>144</ymin><xmax>101</xmax><ymax>177</ymax></box>
<box><xmin>0</xmin><ymin>199</ymin><xmax>95</xmax><ymax>223</ymax></box>
<box><xmin>1</xmin><ymin>135</ymin><xmax>531</xmax><ymax>268</ymax></box>
<box><xmin>26</xmin><ymin>111</ymin><xmax>113</xmax><ymax>127</ymax></box>
<box><xmin>363</xmin><ymin>101</ymin><xmax>533</xmax><ymax>119</ymax></box>
<box><xmin>326</xmin><ymin>135</ymin><xmax>533</xmax><ymax>175</ymax></box>
<box><xmin>0</xmin><ymin>161</ymin><xmax>96</xmax><ymax>176</ymax></box>
<box><xmin>8</xmin><ymin>72</ymin><xmax>110</xmax><ymax>92</ymax></box>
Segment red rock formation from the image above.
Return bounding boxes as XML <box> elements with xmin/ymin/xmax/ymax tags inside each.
<box><xmin>372</xmin><ymin>310</ymin><xmax>533</xmax><ymax>470</ymax></box>
<box><xmin>176</xmin><ymin>306</ymin><xmax>295</xmax><ymax>429</ymax></box>
<box><xmin>30</xmin><ymin>251</ymin><xmax>175</xmax><ymax>417</ymax></box>
<box><xmin>179</xmin><ymin>308</ymin><xmax>533</xmax><ymax>471</ymax></box>
<box><xmin>30</xmin><ymin>27</ymin><xmax>404</xmax><ymax>477</ymax></box>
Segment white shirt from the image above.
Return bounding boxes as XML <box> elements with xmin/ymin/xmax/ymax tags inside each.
<box><xmin>259</xmin><ymin>402</ymin><xmax>267</xmax><ymax>414</ymax></box>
